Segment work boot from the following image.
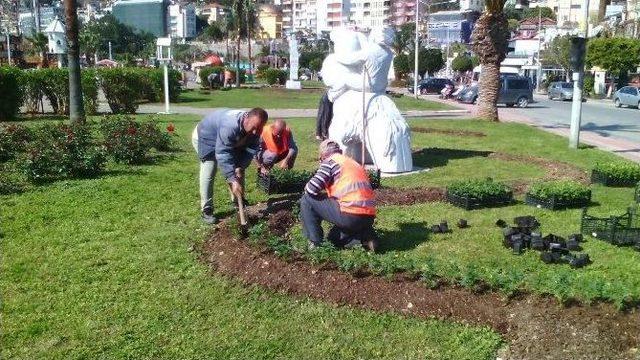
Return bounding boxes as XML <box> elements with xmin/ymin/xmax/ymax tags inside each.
<box><xmin>362</xmin><ymin>233</ymin><xmax>379</xmax><ymax>253</ymax></box>
<box><xmin>343</xmin><ymin>239</ymin><xmax>362</xmax><ymax>249</ymax></box>
<box><xmin>201</xmin><ymin>208</ymin><xmax>217</xmax><ymax>225</ymax></box>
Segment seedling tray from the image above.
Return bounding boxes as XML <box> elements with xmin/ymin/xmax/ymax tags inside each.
<box><xmin>525</xmin><ymin>192</ymin><xmax>591</xmax><ymax>210</ymax></box>
<box><xmin>580</xmin><ymin>208</ymin><xmax>640</xmax><ymax>246</ymax></box>
<box><xmin>446</xmin><ymin>191</ymin><xmax>513</xmax><ymax>210</ymax></box>
<box><xmin>591</xmin><ymin>169</ymin><xmax>638</xmax><ymax>187</ymax></box>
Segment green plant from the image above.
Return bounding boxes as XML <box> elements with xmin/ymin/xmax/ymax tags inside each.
<box><xmin>139</xmin><ymin>120</ymin><xmax>174</xmax><ymax>151</ymax></box>
<box><xmin>0</xmin><ymin>124</ymin><xmax>33</xmax><ymax>162</ymax></box>
<box><xmin>393</xmin><ymin>53</ymin><xmax>410</xmax><ymax>79</ymax></box>
<box><xmin>262</xmin><ymin>68</ymin><xmax>288</xmax><ymax>85</ymax></box>
<box><xmin>98</xmin><ymin>68</ymin><xmax>144</xmax><ymax>114</ymax></box>
<box><xmin>0</xmin><ymin>66</ymin><xmax>24</xmax><ymax>120</ymax></box>
<box><xmin>81</xmin><ymin>69</ymin><xmax>100</xmax><ymax>115</ymax></box>
<box><xmin>0</xmin><ymin>165</ymin><xmax>26</xmax><ymax>194</ymax></box>
<box><xmin>447</xmin><ymin>178</ymin><xmax>511</xmax><ymax>201</ymax></box>
<box><xmin>268</xmin><ymin>168</ymin><xmax>314</xmax><ymax>193</ymax></box>
<box><xmin>593</xmin><ymin>162</ymin><xmax>640</xmax><ymax>186</ymax></box>
<box><xmin>144</xmin><ymin>68</ymin><xmax>182</xmax><ymax>102</ymax></box>
<box><xmin>99</xmin><ymin>115</ymin><xmax>154</xmax><ymax>164</ymax></box>
<box><xmin>198</xmin><ymin>66</ymin><xmax>225</xmax><ymax>86</ymax></box>
<box><xmin>583</xmin><ymin>73</ymin><xmax>594</xmax><ymax>96</ymax></box>
<box><xmin>451</xmin><ymin>55</ymin><xmax>474</xmax><ymax>73</ymax></box>
<box><xmin>528</xmin><ymin>180</ymin><xmax>591</xmax><ymax>203</ymax></box>
<box><xmin>22</xmin><ymin>123</ymin><xmax>106</xmax><ymax>182</ymax></box>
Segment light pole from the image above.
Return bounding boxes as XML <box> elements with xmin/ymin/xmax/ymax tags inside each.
<box><xmin>4</xmin><ymin>28</ymin><xmax>11</xmax><ymax>65</ymax></box>
<box><xmin>568</xmin><ymin>0</ymin><xmax>590</xmax><ymax>149</ymax></box>
<box><xmin>413</xmin><ymin>0</ymin><xmax>420</xmax><ymax>98</ymax></box>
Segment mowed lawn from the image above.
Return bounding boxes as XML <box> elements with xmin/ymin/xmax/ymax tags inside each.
<box><xmin>178</xmin><ymin>87</ymin><xmax>456</xmax><ymax>111</ymax></box>
<box><xmin>1</xmin><ymin>115</ymin><xmax>501</xmax><ymax>359</ymax></box>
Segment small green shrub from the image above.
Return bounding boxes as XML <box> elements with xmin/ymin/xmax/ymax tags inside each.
<box><xmin>447</xmin><ymin>178</ymin><xmax>511</xmax><ymax>201</ymax></box>
<box><xmin>81</xmin><ymin>69</ymin><xmax>100</xmax><ymax>115</ymax></box>
<box><xmin>139</xmin><ymin>120</ymin><xmax>174</xmax><ymax>151</ymax></box>
<box><xmin>593</xmin><ymin>162</ymin><xmax>640</xmax><ymax>186</ymax></box>
<box><xmin>20</xmin><ymin>69</ymin><xmax>44</xmax><ymax>113</ymax></box>
<box><xmin>99</xmin><ymin>116</ymin><xmax>152</xmax><ymax>164</ymax></box>
<box><xmin>0</xmin><ymin>124</ymin><xmax>33</xmax><ymax>162</ymax></box>
<box><xmin>22</xmin><ymin>123</ymin><xmax>106</xmax><ymax>182</ymax></box>
<box><xmin>528</xmin><ymin>180</ymin><xmax>591</xmax><ymax>203</ymax></box>
<box><xmin>583</xmin><ymin>73</ymin><xmax>594</xmax><ymax>96</ymax></box>
<box><xmin>262</xmin><ymin>68</ymin><xmax>288</xmax><ymax>85</ymax></box>
<box><xmin>98</xmin><ymin>68</ymin><xmax>144</xmax><ymax>114</ymax></box>
<box><xmin>0</xmin><ymin>165</ymin><xmax>26</xmax><ymax>194</ymax></box>
<box><xmin>0</xmin><ymin>66</ymin><xmax>24</xmax><ymax>120</ymax></box>
<box><xmin>143</xmin><ymin>67</ymin><xmax>182</xmax><ymax>102</ymax></box>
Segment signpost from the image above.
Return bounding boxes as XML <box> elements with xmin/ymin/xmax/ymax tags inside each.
<box><xmin>156</xmin><ymin>37</ymin><xmax>173</xmax><ymax>114</ymax></box>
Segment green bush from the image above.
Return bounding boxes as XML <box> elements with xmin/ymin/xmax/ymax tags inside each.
<box><xmin>447</xmin><ymin>178</ymin><xmax>511</xmax><ymax>201</ymax></box>
<box><xmin>20</xmin><ymin>69</ymin><xmax>43</xmax><ymax>114</ymax></box>
<box><xmin>528</xmin><ymin>180</ymin><xmax>591</xmax><ymax>203</ymax></box>
<box><xmin>82</xmin><ymin>69</ymin><xmax>100</xmax><ymax>115</ymax></box>
<box><xmin>255</xmin><ymin>64</ymin><xmax>270</xmax><ymax>79</ymax></box>
<box><xmin>583</xmin><ymin>74</ymin><xmax>594</xmax><ymax>96</ymax></box>
<box><xmin>22</xmin><ymin>123</ymin><xmax>106</xmax><ymax>182</ymax></box>
<box><xmin>142</xmin><ymin>67</ymin><xmax>182</xmax><ymax>102</ymax></box>
<box><xmin>99</xmin><ymin>115</ymin><xmax>172</xmax><ymax>164</ymax></box>
<box><xmin>262</xmin><ymin>68</ymin><xmax>288</xmax><ymax>85</ymax></box>
<box><xmin>393</xmin><ymin>53</ymin><xmax>410</xmax><ymax>80</ymax></box>
<box><xmin>98</xmin><ymin>68</ymin><xmax>144</xmax><ymax>114</ymax></box>
<box><xmin>0</xmin><ymin>124</ymin><xmax>33</xmax><ymax>162</ymax></box>
<box><xmin>0</xmin><ymin>165</ymin><xmax>25</xmax><ymax>194</ymax></box>
<box><xmin>268</xmin><ymin>168</ymin><xmax>314</xmax><ymax>193</ymax></box>
<box><xmin>0</xmin><ymin>66</ymin><xmax>24</xmax><ymax>120</ymax></box>
<box><xmin>199</xmin><ymin>66</ymin><xmax>225</xmax><ymax>86</ymax></box>
<box><xmin>451</xmin><ymin>55</ymin><xmax>474</xmax><ymax>73</ymax></box>
<box><xmin>593</xmin><ymin>162</ymin><xmax>640</xmax><ymax>186</ymax></box>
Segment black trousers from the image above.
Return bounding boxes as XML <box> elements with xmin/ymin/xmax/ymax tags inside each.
<box><xmin>315</xmin><ymin>91</ymin><xmax>333</xmax><ymax>139</ymax></box>
<box><xmin>300</xmin><ymin>193</ymin><xmax>374</xmax><ymax>247</ymax></box>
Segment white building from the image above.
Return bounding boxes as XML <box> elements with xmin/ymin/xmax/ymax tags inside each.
<box><xmin>168</xmin><ymin>3</ymin><xmax>196</xmax><ymax>41</ymax></box>
<box><xmin>348</xmin><ymin>0</ymin><xmax>392</xmax><ymax>29</ymax></box>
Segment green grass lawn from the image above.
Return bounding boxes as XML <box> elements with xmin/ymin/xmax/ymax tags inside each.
<box><xmin>178</xmin><ymin>87</ymin><xmax>456</xmax><ymax>111</ymax></box>
<box><xmin>1</xmin><ymin>114</ymin><xmax>501</xmax><ymax>359</ymax></box>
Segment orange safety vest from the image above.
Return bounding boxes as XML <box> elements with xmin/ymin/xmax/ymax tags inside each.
<box><xmin>261</xmin><ymin>124</ymin><xmax>291</xmax><ymax>157</ymax></box>
<box><xmin>326</xmin><ymin>153</ymin><xmax>376</xmax><ymax>216</ymax></box>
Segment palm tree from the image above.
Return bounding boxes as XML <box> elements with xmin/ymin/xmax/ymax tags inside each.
<box><xmin>26</xmin><ymin>32</ymin><xmax>48</xmax><ymax>67</ymax></box>
<box><xmin>470</xmin><ymin>0</ymin><xmax>510</xmax><ymax>121</ymax></box>
<box><xmin>243</xmin><ymin>0</ymin><xmax>259</xmax><ymax>79</ymax></box>
<box><xmin>231</xmin><ymin>0</ymin><xmax>244</xmax><ymax>87</ymax></box>
<box><xmin>64</xmin><ymin>0</ymin><xmax>85</xmax><ymax>123</ymax></box>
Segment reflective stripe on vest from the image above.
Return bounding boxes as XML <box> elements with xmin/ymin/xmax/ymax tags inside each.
<box><xmin>261</xmin><ymin>124</ymin><xmax>290</xmax><ymax>157</ymax></box>
<box><xmin>327</xmin><ymin>153</ymin><xmax>376</xmax><ymax>216</ymax></box>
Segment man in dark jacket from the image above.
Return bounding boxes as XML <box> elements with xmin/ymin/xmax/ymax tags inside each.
<box><xmin>192</xmin><ymin>107</ymin><xmax>268</xmax><ymax>224</ymax></box>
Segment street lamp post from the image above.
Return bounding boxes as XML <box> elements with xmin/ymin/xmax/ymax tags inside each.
<box><xmin>5</xmin><ymin>28</ymin><xmax>11</xmax><ymax>65</ymax></box>
<box><xmin>568</xmin><ymin>0</ymin><xmax>590</xmax><ymax>149</ymax></box>
<box><xmin>414</xmin><ymin>0</ymin><xmax>420</xmax><ymax>98</ymax></box>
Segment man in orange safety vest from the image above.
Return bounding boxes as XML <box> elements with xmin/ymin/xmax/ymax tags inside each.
<box><xmin>300</xmin><ymin>139</ymin><xmax>377</xmax><ymax>252</ymax></box>
<box><xmin>256</xmin><ymin>119</ymin><xmax>297</xmax><ymax>174</ymax></box>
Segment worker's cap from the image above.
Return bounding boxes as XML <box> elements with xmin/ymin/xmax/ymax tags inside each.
<box><xmin>319</xmin><ymin>139</ymin><xmax>341</xmax><ymax>156</ymax></box>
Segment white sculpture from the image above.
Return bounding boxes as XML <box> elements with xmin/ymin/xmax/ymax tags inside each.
<box><xmin>321</xmin><ymin>27</ymin><xmax>413</xmax><ymax>173</ymax></box>
<box><xmin>286</xmin><ymin>34</ymin><xmax>302</xmax><ymax>90</ymax></box>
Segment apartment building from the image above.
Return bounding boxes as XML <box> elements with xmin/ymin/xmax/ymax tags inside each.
<box><xmin>168</xmin><ymin>3</ymin><xmax>196</xmax><ymax>41</ymax></box>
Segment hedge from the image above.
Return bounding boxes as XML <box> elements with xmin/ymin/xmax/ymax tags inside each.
<box><xmin>0</xmin><ymin>66</ymin><xmax>24</xmax><ymax>120</ymax></box>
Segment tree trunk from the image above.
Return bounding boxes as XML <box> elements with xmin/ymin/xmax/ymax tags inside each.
<box><xmin>236</xmin><ymin>35</ymin><xmax>241</xmax><ymax>88</ymax></box>
<box><xmin>64</xmin><ymin>0</ymin><xmax>85</xmax><ymax>124</ymax></box>
<box><xmin>477</xmin><ymin>62</ymin><xmax>500</xmax><ymax>121</ymax></box>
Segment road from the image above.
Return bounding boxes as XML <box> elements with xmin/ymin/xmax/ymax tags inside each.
<box><xmin>508</xmin><ymin>95</ymin><xmax>640</xmax><ymax>144</ymax></box>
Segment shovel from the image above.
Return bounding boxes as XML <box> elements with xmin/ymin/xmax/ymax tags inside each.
<box><xmin>229</xmin><ymin>185</ymin><xmax>248</xmax><ymax>238</ymax></box>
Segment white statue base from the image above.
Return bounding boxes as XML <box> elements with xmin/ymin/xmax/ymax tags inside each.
<box><xmin>285</xmin><ymin>80</ymin><xmax>301</xmax><ymax>90</ymax></box>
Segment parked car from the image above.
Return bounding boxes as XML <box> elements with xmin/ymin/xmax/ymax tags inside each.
<box><xmin>457</xmin><ymin>76</ymin><xmax>533</xmax><ymax>107</ymax></box>
<box><xmin>613</xmin><ymin>86</ymin><xmax>640</xmax><ymax>108</ymax></box>
<box><xmin>407</xmin><ymin>78</ymin><xmax>455</xmax><ymax>94</ymax></box>
<box><xmin>548</xmin><ymin>82</ymin><xmax>575</xmax><ymax>100</ymax></box>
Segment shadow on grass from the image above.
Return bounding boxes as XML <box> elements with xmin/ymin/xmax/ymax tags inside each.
<box><xmin>412</xmin><ymin>147</ymin><xmax>492</xmax><ymax>168</ymax></box>
<box><xmin>376</xmin><ymin>221</ymin><xmax>430</xmax><ymax>253</ymax></box>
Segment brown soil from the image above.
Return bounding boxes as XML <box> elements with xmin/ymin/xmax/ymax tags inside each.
<box><xmin>201</xmin><ymin>218</ymin><xmax>640</xmax><ymax>360</ymax></box>
<box><xmin>490</xmin><ymin>152</ymin><xmax>589</xmax><ymax>184</ymax></box>
<box><xmin>267</xmin><ymin>209</ymin><xmax>296</xmax><ymax>237</ymax></box>
<box><xmin>411</xmin><ymin>126</ymin><xmax>487</xmax><ymax>137</ymax></box>
<box><xmin>375</xmin><ymin>187</ymin><xmax>446</xmax><ymax>206</ymax></box>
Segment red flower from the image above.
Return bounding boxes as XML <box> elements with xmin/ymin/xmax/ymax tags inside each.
<box><xmin>127</xmin><ymin>127</ymin><xmax>137</xmax><ymax>135</ymax></box>
<box><xmin>167</xmin><ymin>123</ymin><xmax>175</xmax><ymax>134</ymax></box>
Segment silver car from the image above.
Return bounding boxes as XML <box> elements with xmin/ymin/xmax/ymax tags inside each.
<box><xmin>548</xmin><ymin>82</ymin><xmax>574</xmax><ymax>101</ymax></box>
<box><xmin>614</xmin><ymin>86</ymin><xmax>640</xmax><ymax>108</ymax></box>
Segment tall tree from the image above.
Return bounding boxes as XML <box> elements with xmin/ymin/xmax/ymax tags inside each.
<box><xmin>471</xmin><ymin>0</ymin><xmax>510</xmax><ymax>121</ymax></box>
<box><xmin>26</xmin><ymin>32</ymin><xmax>48</xmax><ymax>67</ymax></box>
<box><xmin>586</xmin><ymin>37</ymin><xmax>640</xmax><ymax>86</ymax></box>
<box><xmin>231</xmin><ymin>0</ymin><xmax>244</xmax><ymax>87</ymax></box>
<box><xmin>79</xmin><ymin>26</ymin><xmax>100</xmax><ymax>64</ymax></box>
<box><xmin>541</xmin><ymin>35</ymin><xmax>571</xmax><ymax>81</ymax></box>
<box><xmin>391</xmin><ymin>23</ymin><xmax>415</xmax><ymax>54</ymax></box>
<box><xmin>65</xmin><ymin>0</ymin><xmax>84</xmax><ymax>123</ymax></box>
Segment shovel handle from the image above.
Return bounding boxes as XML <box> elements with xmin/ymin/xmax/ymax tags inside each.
<box><xmin>237</xmin><ymin>196</ymin><xmax>247</xmax><ymax>226</ymax></box>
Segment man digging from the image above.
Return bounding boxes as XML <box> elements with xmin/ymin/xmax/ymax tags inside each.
<box><xmin>192</xmin><ymin>107</ymin><xmax>268</xmax><ymax>224</ymax></box>
<box><xmin>256</xmin><ymin>119</ymin><xmax>298</xmax><ymax>174</ymax></box>
<box><xmin>300</xmin><ymin>140</ymin><xmax>378</xmax><ymax>252</ymax></box>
